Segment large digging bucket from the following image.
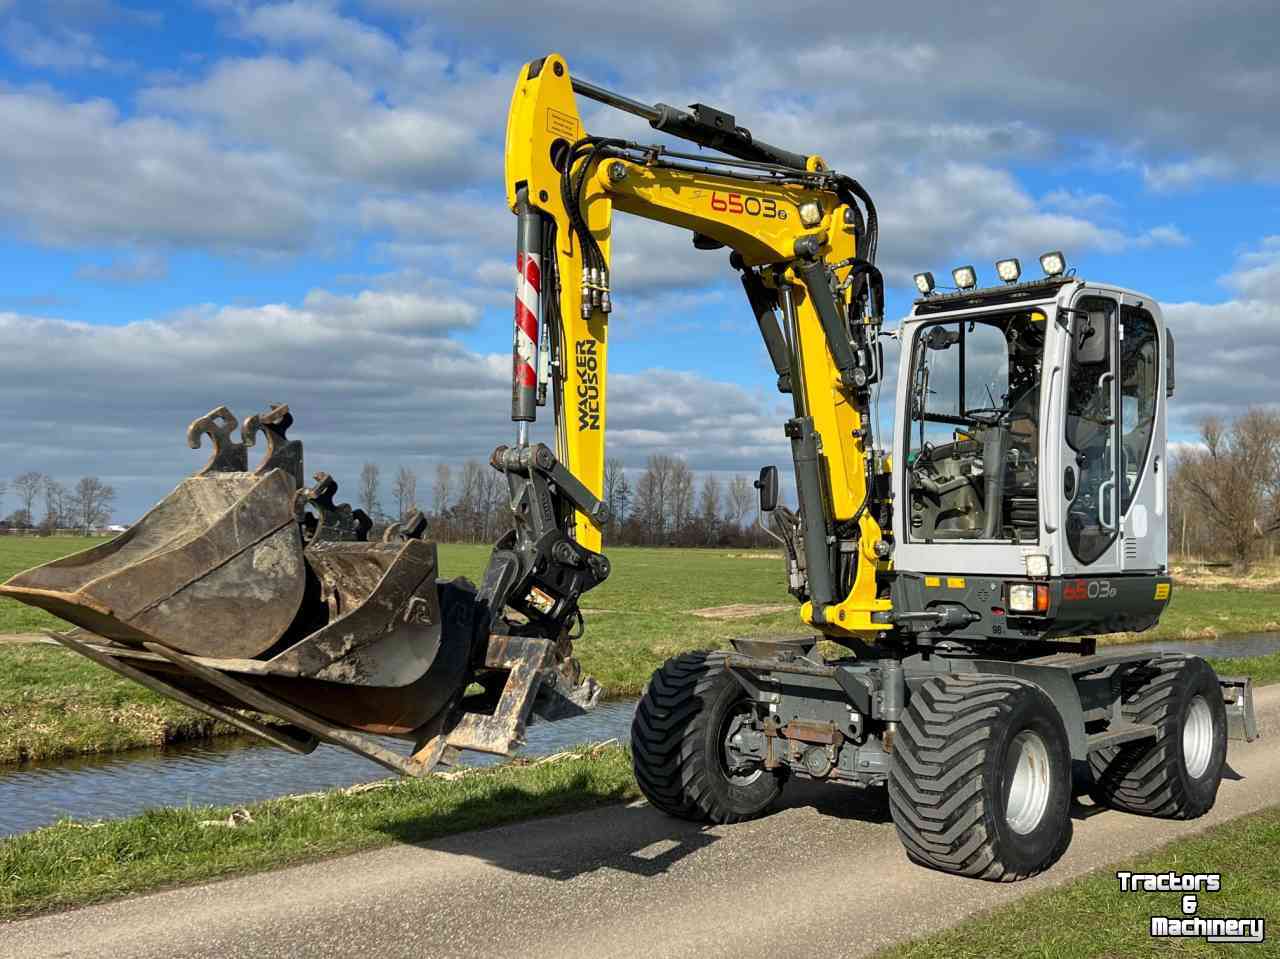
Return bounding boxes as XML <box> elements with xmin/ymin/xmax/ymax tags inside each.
<box><xmin>1</xmin><ymin>405</ymin><xmax>599</xmax><ymax>776</ymax></box>
<box><xmin>0</xmin><ymin>469</ymin><xmax>305</xmax><ymax>657</ymax></box>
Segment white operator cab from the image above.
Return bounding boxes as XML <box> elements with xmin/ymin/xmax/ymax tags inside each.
<box><xmin>890</xmin><ymin>266</ymin><xmax>1175</xmax><ymax>638</ymax></box>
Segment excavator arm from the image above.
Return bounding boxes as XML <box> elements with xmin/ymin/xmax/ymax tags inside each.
<box><xmin>1</xmin><ymin>54</ymin><xmax>894</xmax><ymax>777</ymax></box>
<box><xmin>500</xmin><ymin>53</ymin><xmax>892</xmax><ymax>638</ymax></box>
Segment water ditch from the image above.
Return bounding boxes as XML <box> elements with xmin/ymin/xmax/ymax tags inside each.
<box><xmin>0</xmin><ymin>700</ymin><xmax>639</xmax><ymax>836</ymax></box>
<box><xmin>3</xmin><ymin>632</ymin><xmax>1278</xmax><ymax>837</ymax></box>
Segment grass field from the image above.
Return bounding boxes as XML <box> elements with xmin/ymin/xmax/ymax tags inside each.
<box><xmin>0</xmin><ymin>536</ymin><xmax>116</xmax><ymax>633</ymax></box>
<box><xmin>0</xmin><ymin>536</ymin><xmax>1277</xmax><ymax>763</ymax></box>
<box><xmin>884</xmin><ymin>805</ymin><xmax>1280</xmax><ymax>958</ymax></box>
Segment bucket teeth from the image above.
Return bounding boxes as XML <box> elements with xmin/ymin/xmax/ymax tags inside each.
<box><xmin>299</xmin><ymin>472</ymin><xmax>372</xmax><ymax>544</ymax></box>
<box><xmin>383</xmin><ymin>509</ymin><xmax>429</xmax><ymax>543</ymax></box>
<box><xmin>243</xmin><ymin>403</ymin><xmax>305</xmax><ymax>489</ymax></box>
<box><xmin>186</xmin><ymin>405</ymin><xmax>248</xmax><ymax>474</ymax></box>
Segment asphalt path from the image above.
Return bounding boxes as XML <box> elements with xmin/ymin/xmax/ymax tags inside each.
<box><xmin>5</xmin><ymin>685</ymin><xmax>1280</xmax><ymax>959</ymax></box>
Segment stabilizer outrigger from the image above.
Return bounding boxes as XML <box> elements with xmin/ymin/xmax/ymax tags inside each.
<box><xmin>0</xmin><ymin>404</ymin><xmax>602</xmax><ymax>775</ymax></box>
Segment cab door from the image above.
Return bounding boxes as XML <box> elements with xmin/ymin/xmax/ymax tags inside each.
<box><xmin>1060</xmin><ymin>290</ymin><xmax>1121</xmax><ymax>575</ymax></box>
<box><xmin>1117</xmin><ymin>295</ymin><xmax>1166</xmax><ymax>572</ymax></box>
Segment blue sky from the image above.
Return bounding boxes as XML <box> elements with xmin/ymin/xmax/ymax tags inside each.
<box><xmin>1</xmin><ymin>0</ymin><xmax>1278</xmax><ymax>520</ymax></box>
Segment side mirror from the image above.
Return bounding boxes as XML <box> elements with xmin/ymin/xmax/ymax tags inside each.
<box><xmin>1073</xmin><ymin>309</ymin><xmax>1111</xmax><ymax>366</ymax></box>
<box><xmin>754</xmin><ymin>465</ymin><xmax>779</xmax><ymax>513</ymax></box>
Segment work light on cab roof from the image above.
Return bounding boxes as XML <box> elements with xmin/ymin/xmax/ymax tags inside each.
<box><xmin>1040</xmin><ymin>249</ymin><xmax>1066</xmax><ymax>276</ymax></box>
<box><xmin>996</xmin><ymin>257</ymin><xmax>1021</xmax><ymax>283</ymax></box>
<box><xmin>951</xmin><ymin>264</ymin><xmax>977</xmax><ymax>290</ymax></box>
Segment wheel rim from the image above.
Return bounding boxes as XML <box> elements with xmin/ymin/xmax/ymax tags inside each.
<box><xmin>1004</xmin><ymin>730</ymin><xmax>1052</xmax><ymax>835</ymax></box>
<box><xmin>1183</xmin><ymin>695</ymin><xmax>1214</xmax><ymax>779</ymax></box>
<box><xmin>719</xmin><ymin>703</ymin><xmax>763</xmax><ymax>785</ymax></box>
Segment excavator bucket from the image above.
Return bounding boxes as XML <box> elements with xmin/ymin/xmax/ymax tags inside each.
<box><xmin>0</xmin><ymin>405</ymin><xmax>600</xmax><ymax>776</ymax></box>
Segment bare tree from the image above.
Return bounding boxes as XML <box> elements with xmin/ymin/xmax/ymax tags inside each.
<box><xmin>0</xmin><ymin>478</ymin><xmax>7</xmax><ymax>518</ymax></box>
<box><xmin>70</xmin><ymin>476</ymin><xmax>115</xmax><ymax>534</ymax></box>
<box><xmin>727</xmin><ymin>474</ymin><xmax>753</xmax><ymax>529</ymax></box>
<box><xmin>358</xmin><ymin>463</ymin><xmax>383</xmax><ymax>519</ymax></box>
<box><xmin>478</xmin><ymin>466</ymin><xmax>504</xmax><ymax>541</ymax></box>
<box><xmin>1178</xmin><ymin>409</ymin><xmax>1280</xmax><ymax>567</ymax></box>
<box><xmin>635</xmin><ymin>455</ymin><xmax>676</xmax><ymax>543</ymax></box>
<box><xmin>456</xmin><ymin>460</ymin><xmax>486</xmax><ymax>541</ymax></box>
<box><xmin>42</xmin><ymin>478</ymin><xmax>68</xmax><ymax>530</ymax></box>
<box><xmin>697</xmin><ymin>474</ymin><xmax>721</xmax><ymax>544</ymax></box>
<box><xmin>433</xmin><ymin>463</ymin><xmax>453</xmax><ymax>517</ymax></box>
<box><xmin>391</xmin><ymin>466</ymin><xmax>418</xmax><ymax>521</ymax></box>
<box><xmin>669</xmin><ymin>459</ymin><xmax>695</xmax><ymax>541</ymax></box>
<box><xmin>603</xmin><ymin>458</ymin><xmax>629</xmax><ymax>538</ymax></box>
<box><xmin>13</xmin><ymin>471</ymin><xmax>44</xmax><ymax>527</ymax></box>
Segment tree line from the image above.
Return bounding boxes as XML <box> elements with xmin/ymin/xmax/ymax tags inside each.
<box><xmin>1170</xmin><ymin>408</ymin><xmax>1280</xmax><ymax>568</ymax></box>
<box><xmin>0</xmin><ymin>472</ymin><xmax>117</xmax><ymax>534</ymax></box>
<box><xmin>356</xmin><ymin>455</ymin><xmax>773</xmax><ymax>548</ymax></box>
<box><xmin>7</xmin><ymin>409</ymin><xmax>1277</xmax><ymax>563</ymax></box>
<box><xmin>360</xmin><ymin>408</ymin><xmax>1280</xmax><ymax>565</ymax></box>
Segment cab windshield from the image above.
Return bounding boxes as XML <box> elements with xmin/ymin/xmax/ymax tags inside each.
<box><xmin>905</xmin><ymin>308</ymin><xmax>1046</xmax><ymax>543</ymax></box>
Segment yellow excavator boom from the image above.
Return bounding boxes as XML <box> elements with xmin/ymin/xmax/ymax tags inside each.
<box><xmin>504</xmin><ymin>53</ymin><xmax>891</xmax><ymax>634</ymax></box>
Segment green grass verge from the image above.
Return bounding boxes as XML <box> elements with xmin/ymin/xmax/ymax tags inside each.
<box><xmin>0</xmin><ymin>743</ymin><xmax>637</xmax><ymax>921</ymax></box>
<box><xmin>0</xmin><ymin>535</ymin><xmax>114</xmax><ymax>633</ymax></box>
<box><xmin>881</xmin><ymin>805</ymin><xmax>1280</xmax><ymax>959</ymax></box>
<box><xmin>1</xmin><ymin>536</ymin><xmax>1277</xmax><ymax>763</ymax></box>
<box><xmin>0</xmin><ymin>644</ymin><xmax>234</xmax><ymax>765</ymax></box>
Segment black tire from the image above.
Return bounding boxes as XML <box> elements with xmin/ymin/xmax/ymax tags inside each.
<box><xmin>889</xmin><ymin>674</ymin><xmax>1073</xmax><ymax>882</ymax></box>
<box><xmin>631</xmin><ymin>651</ymin><xmax>784</xmax><ymax>823</ymax></box>
<box><xmin>1089</xmin><ymin>656</ymin><xmax>1227</xmax><ymax>819</ymax></box>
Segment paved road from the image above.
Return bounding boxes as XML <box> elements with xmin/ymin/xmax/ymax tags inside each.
<box><xmin>6</xmin><ymin>686</ymin><xmax>1280</xmax><ymax>959</ymax></box>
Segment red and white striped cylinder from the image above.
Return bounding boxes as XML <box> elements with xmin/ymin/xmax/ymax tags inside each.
<box><xmin>512</xmin><ymin>204</ymin><xmax>542</xmax><ymax>424</ymax></box>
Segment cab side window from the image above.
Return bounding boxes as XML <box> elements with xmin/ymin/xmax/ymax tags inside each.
<box><xmin>1119</xmin><ymin>306</ymin><xmax>1159</xmax><ymax>513</ymax></box>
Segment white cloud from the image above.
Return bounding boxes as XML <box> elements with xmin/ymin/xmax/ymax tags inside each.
<box><xmin>240</xmin><ymin>1</ymin><xmax>400</xmax><ymax>69</ymax></box>
<box><xmin>1142</xmin><ymin>156</ymin><xmax>1236</xmax><ymax>193</ymax></box>
<box><xmin>0</xmin><ymin>280</ymin><xmax>785</xmax><ymax>519</ymax></box>
<box><xmin>76</xmin><ymin>252</ymin><xmax>169</xmax><ymax>284</ymax></box>
<box><xmin>0</xmin><ymin>87</ymin><xmax>317</xmax><ymax>250</ymax></box>
<box><xmin>1160</xmin><ymin>239</ymin><xmax>1280</xmax><ymax>434</ymax></box>
<box><xmin>2</xmin><ymin>18</ymin><xmax>117</xmax><ymax>71</ymax></box>
<box><xmin>1162</xmin><ymin>295</ymin><xmax>1280</xmax><ymax>434</ymax></box>
<box><xmin>1042</xmin><ymin>189</ymin><xmax>1118</xmax><ymax>213</ymax></box>
<box><xmin>142</xmin><ymin>56</ymin><xmax>483</xmax><ymax>189</ymax></box>
<box><xmin>1135</xmin><ymin>224</ymin><xmax>1191</xmax><ymax>248</ymax></box>
<box><xmin>1223</xmin><ymin>236</ymin><xmax>1280</xmax><ymax>301</ymax></box>
<box><xmin>365</xmin><ymin>1</ymin><xmax>1280</xmax><ymax>189</ymax></box>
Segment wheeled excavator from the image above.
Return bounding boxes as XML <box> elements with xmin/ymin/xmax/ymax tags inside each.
<box><xmin>2</xmin><ymin>54</ymin><xmax>1260</xmax><ymax>881</ymax></box>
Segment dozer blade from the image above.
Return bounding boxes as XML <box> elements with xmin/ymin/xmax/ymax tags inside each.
<box><xmin>4</xmin><ymin>404</ymin><xmax>601</xmax><ymax>776</ymax></box>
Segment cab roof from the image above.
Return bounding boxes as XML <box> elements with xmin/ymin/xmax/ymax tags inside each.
<box><xmin>910</xmin><ymin>276</ymin><xmax>1160</xmax><ymax>318</ymax></box>
<box><xmin>911</xmin><ymin>276</ymin><xmax>1076</xmax><ymax>315</ymax></box>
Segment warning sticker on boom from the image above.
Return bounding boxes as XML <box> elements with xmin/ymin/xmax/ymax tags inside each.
<box><xmin>546</xmin><ymin>108</ymin><xmax>579</xmax><ymax>140</ymax></box>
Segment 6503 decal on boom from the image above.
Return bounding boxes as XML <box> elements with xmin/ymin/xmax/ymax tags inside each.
<box><xmin>576</xmin><ymin>339</ymin><xmax>601</xmax><ymax>430</ymax></box>
<box><xmin>710</xmin><ymin>191</ymin><xmax>788</xmax><ymax>219</ymax></box>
